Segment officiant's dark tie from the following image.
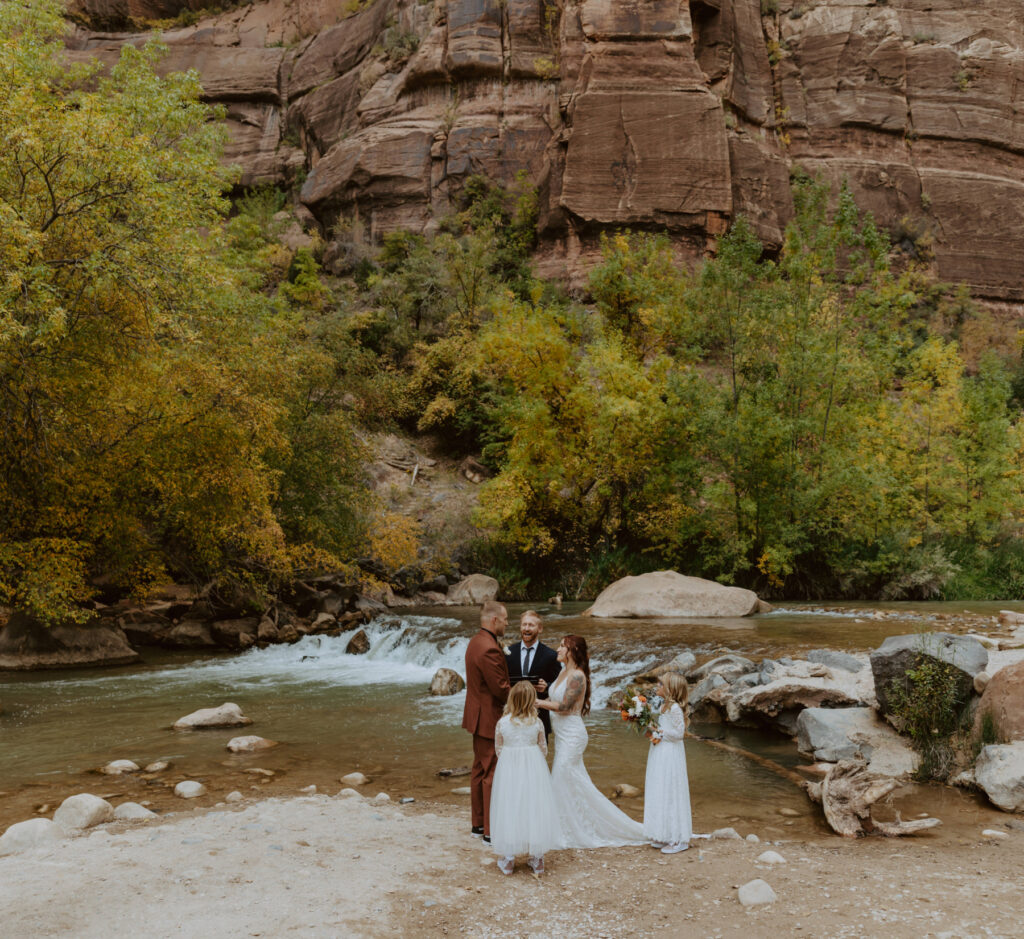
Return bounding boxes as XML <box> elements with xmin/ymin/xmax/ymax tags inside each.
<box><xmin>523</xmin><ymin>646</ymin><xmax>533</xmax><ymax>676</ymax></box>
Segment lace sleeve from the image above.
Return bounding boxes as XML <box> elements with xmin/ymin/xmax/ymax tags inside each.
<box><xmin>536</xmin><ymin>723</ymin><xmax>547</xmax><ymax>757</ymax></box>
<box><xmin>495</xmin><ymin>720</ymin><xmax>505</xmax><ymax>758</ymax></box>
<box><xmin>659</xmin><ymin>703</ymin><xmax>687</xmax><ymax>742</ymax></box>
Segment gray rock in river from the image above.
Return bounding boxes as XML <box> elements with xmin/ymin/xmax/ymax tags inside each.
<box><xmin>173</xmin><ymin>702</ymin><xmax>253</xmax><ymax>730</ymax></box>
<box><xmin>429</xmin><ymin>668</ymin><xmax>465</xmax><ymax>696</ymax></box>
<box><xmin>688</xmin><ymin>654</ymin><xmax>756</xmax><ymax>683</ymax></box>
<box><xmin>795</xmin><ymin>707</ymin><xmax>918</xmax><ymax>775</ymax></box>
<box><xmin>807</xmin><ymin>649</ymin><xmax>864</xmax><ymax>673</ymax></box>
<box><xmin>870</xmin><ymin>633</ymin><xmax>987</xmax><ymax>717</ymax></box>
<box><xmin>689</xmin><ymin>674</ymin><xmax>727</xmax><ymax>709</ymax></box>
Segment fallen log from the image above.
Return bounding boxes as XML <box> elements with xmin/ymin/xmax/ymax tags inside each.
<box><xmin>687</xmin><ymin>732</ymin><xmax>808</xmax><ymax>787</ymax></box>
<box><xmin>804</xmin><ymin>758</ymin><xmax>942</xmax><ymax>837</ymax></box>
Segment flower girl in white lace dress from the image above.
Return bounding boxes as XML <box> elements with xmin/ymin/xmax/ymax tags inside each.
<box><xmin>643</xmin><ymin>672</ymin><xmax>693</xmax><ymax>855</ymax></box>
<box><xmin>490</xmin><ymin>681</ymin><xmax>563</xmax><ymax>875</ymax></box>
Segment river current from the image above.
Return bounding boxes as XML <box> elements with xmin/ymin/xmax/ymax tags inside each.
<box><xmin>1</xmin><ymin>601</ymin><xmax>1016</xmax><ymax>835</ymax></box>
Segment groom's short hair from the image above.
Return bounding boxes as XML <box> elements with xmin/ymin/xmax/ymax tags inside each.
<box><xmin>480</xmin><ymin>599</ymin><xmax>505</xmax><ymax>624</ymax></box>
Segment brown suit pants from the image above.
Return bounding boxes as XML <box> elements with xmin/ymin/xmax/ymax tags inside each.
<box><xmin>471</xmin><ymin>734</ymin><xmax>497</xmax><ymax>834</ymax></box>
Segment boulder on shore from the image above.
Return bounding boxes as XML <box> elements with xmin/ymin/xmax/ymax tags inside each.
<box><xmin>0</xmin><ymin>818</ymin><xmax>64</xmax><ymax>856</ymax></box>
<box><xmin>795</xmin><ymin>706</ymin><xmax>918</xmax><ymax>776</ymax></box>
<box><xmin>975</xmin><ymin>660</ymin><xmax>1024</xmax><ymax>742</ymax></box>
<box><xmin>587</xmin><ymin>571</ymin><xmax>761</xmax><ymax>618</ymax></box>
<box><xmin>870</xmin><ymin>633</ymin><xmax>987</xmax><ymax>717</ymax></box>
<box><xmin>975</xmin><ymin>742</ymin><xmax>1024</xmax><ymax>812</ymax></box>
<box><xmin>53</xmin><ymin>793</ymin><xmax>114</xmax><ymax>832</ymax></box>
<box><xmin>429</xmin><ymin>667</ymin><xmax>465</xmax><ymax>696</ymax></box>
<box><xmin>173</xmin><ymin>702</ymin><xmax>253</xmax><ymax>730</ymax></box>
<box><xmin>446</xmin><ymin>574</ymin><xmax>499</xmax><ymax>605</ymax></box>
<box><xmin>0</xmin><ymin>611</ymin><xmax>140</xmax><ymax>671</ymax></box>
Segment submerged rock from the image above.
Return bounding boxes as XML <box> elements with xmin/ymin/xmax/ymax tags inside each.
<box><xmin>226</xmin><ymin>735</ymin><xmax>277</xmax><ymax>752</ymax></box>
<box><xmin>588</xmin><ymin>571</ymin><xmax>761</xmax><ymax>618</ymax></box>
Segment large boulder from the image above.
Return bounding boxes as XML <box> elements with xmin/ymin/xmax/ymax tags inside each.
<box><xmin>975</xmin><ymin>743</ymin><xmax>1024</xmax><ymax>812</ymax></box>
<box><xmin>210</xmin><ymin>618</ymin><xmax>259</xmax><ymax>650</ymax></box>
<box><xmin>446</xmin><ymin>574</ymin><xmax>499</xmax><ymax>605</ymax></box>
<box><xmin>0</xmin><ymin>818</ymin><xmax>64</xmax><ymax>856</ymax></box>
<box><xmin>588</xmin><ymin>571</ymin><xmax>760</xmax><ymax>618</ymax></box>
<box><xmin>0</xmin><ymin>611</ymin><xmax>140</xmax><ymax>670</ymax></box>
<box><xmin>870</xmin><ymin>633</ymin><xmax>988</xmax><ymax>717</ymax></box>
<box><xmin>731</xmin><ymin>679</ymin><xmax>861</xmax><ymax>734</ymax></box>
<box><xmin>975</xmin><ymin>660</ymin><xmax>1024</xmax><ymax>742</ymax></box>
<box><xmin>173</xmin><ymin>702</ymin><xmax>252</xmax><ymax>730</ymax></box>
<box><xmin>795</xmin><ymin>707</ymin><xmax>918</xmax><ymax>776</ymax></box>
<box><xmin>53</xmin><ymin>794</ymin><xmax>114</xmax><ymax>832</ymax></box>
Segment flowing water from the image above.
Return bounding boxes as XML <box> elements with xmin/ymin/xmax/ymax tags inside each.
<box><xmin>1</xmin><ymin>601</ymin><xmax>1017</xmax><ymax>836</ymax></box>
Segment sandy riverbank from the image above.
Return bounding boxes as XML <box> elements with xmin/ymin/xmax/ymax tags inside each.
<box><xmin>2</xmin><ymin>790</ymin><xmax>1023</xmax><ymax>938</ymax></box>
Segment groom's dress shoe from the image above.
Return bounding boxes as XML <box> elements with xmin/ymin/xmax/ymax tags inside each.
<box><xmin>482</xmin><ymin>835</ymin><xmax>491</xmax><ymax>844</ymax></box>
<box><xmin>471</xmin><ymin>827</ymin><xmax>484</xmax><ymax>836</ymax></box>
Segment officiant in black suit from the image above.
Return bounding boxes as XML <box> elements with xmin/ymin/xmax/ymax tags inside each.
<box><xmin>506</xmin><ymin>610</ymin><xmax>562</xmax><ymax>738</ymax></box>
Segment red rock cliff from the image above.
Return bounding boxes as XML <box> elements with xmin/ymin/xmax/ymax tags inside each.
<box><xmin>66</xmin><ymin>0</ymin><xmax>1024</xmax><ymax>299</ymax></box>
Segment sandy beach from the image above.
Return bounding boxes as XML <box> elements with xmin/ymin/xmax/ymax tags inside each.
<box><xmin>2</xmin><ymin>788</ymin><xmax>1023</xmax><ymax>939</ymax></box>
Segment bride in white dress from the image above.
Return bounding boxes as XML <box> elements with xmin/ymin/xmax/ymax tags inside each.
<box><xmin>537</xmin><ymin>634</ymin><xmax>647</xmax><ymax>849</ymax></box>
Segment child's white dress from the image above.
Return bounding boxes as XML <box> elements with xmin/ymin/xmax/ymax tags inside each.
<box><xmin>642</xmin><ymin>702</ymin><xmax>693</xmax><ymax>844</ymax></box>
<box><xmin>490</xmin><ymin>715</ymin><xmax>564</xmax><ymax>857</ymax></box>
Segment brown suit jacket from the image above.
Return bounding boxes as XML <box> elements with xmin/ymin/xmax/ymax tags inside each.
<box><xmin>461</xmin><ymin>627</ymin><xmax>511</xmax><ymax>739</ymax></box>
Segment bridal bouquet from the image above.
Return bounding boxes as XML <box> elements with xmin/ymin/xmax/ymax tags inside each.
<box><xmin>619</xmin><ymin>687</ymin><xmax>661</xmax><ymax>743</ymax></box>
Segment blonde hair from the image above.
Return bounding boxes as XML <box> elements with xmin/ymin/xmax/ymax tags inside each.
<box><xmin>504</xmin><ymin>680</ymin><xmax>538</xmax><ymax>721</ymax></box>
<box><xmin>660</xmin><ymin>672</ymin><xmax>690</xmax><ymax>712</ymax></box>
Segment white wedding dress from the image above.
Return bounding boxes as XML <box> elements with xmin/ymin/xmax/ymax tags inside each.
<box><xmin>548</xmin><ymin>675</ymin><xmax>647</xmax><ymax>849</ymax></box>
<box><xmin>490</xmin><ymin>715</ymin><xmax>564</xmax><ymax>858</ymax></box>
<box><xmin>642</xmin><ymin>702</ymin><xmax>692</xmax><ymax>845</ymax></box>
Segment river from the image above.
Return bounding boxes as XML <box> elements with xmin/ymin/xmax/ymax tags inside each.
<box><xmin>1</xmin><ymin>601</ymin><xmax>1016</xmax><ymax>835</ymax></box>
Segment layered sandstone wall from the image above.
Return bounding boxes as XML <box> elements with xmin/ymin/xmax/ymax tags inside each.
<box><xmin>66</xmin><ymin>0</ymin><xmax>1024</xmax><ymax>299</ymax></box>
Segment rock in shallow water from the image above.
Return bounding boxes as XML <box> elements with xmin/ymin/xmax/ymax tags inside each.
<box><xmin>226</xmin><ymin>735</ymin><xmax>277</xmax><ymax>753</ymax></box>
<box><xmin>101</xmin><ymin>760</ymin><xmax>140</xmax><ymax>775</ymax></box>
<box><xmin>174</xmin><ymin>781</ymin><xmax>206</xmax><ymax>799</ymax></box>
<box><xmin>173</xmin><ymin>702</ymin><xmax>253</xmax><ymax>730</ymax></box>
<box><xmin>429</xmin><ymin>667</ymin><xmax>465</xmax><ymax>696</ymax></box>
<box><xmin>340</xmin><ymin>772</ymin><xmax>368</xmax><ymax>786</ymax></box>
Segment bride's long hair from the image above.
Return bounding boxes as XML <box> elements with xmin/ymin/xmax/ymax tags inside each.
<box><xmin>561</xmin><ymin>634</ymin><xmax>591</xmax><ymax>716</ymax></box>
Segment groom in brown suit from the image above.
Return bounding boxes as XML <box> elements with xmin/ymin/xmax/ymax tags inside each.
<box><xmin>462</xmin><ymin>599</ymin><xmax>510</xmax><ymax>842</ymax></box>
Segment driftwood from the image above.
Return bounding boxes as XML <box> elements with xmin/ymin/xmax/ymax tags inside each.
<box><xmin>803</xmin><ymin>759</ymin><xmax>942</xmax><ymax>837</ymax></box>
<box><xmin>689</xmin><ymin>737</ymin><xmax>942</xmax><ymax>838</ymax></box>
